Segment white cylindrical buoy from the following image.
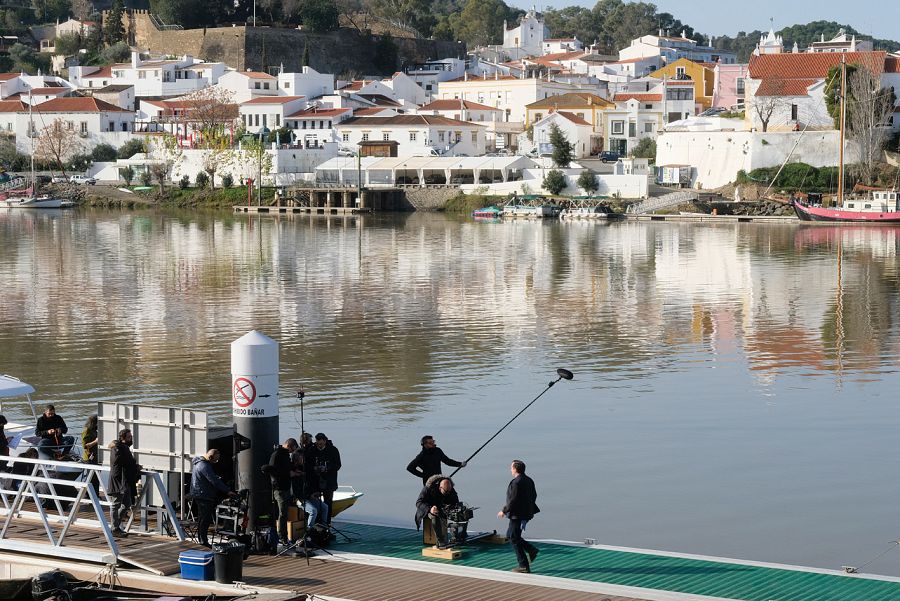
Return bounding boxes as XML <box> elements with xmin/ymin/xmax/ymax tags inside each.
<box><xmin>231</xmin><ymin>330</ymin><xmax>280</xmax><ymax>532</ymax></box>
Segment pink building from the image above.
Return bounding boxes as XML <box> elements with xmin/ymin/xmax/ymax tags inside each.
<box><xmin>712</xmin><ymin>63</ymin><xmax>749</xmax><ymax>110</ymax></box>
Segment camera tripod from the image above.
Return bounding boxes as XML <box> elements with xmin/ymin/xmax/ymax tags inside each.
<box><xmin>276</xmin><ymin>522</ymin><xmax>335</xmax><ymax>565</ymax></box>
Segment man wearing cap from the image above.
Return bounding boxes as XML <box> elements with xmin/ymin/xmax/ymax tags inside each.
<box><xmin>305</xmin><ymin>433</ymin><xmax>341</xmax><ymax>525</ymax></box>
<box><xmin>406</xmin><ymin>435</ymin><xmax>466</xmax><ymax>486</ymax></box>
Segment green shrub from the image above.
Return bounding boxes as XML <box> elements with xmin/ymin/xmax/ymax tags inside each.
<box><xmin>631</xmin><ymin>138</ymin><xmax>656</xmax><ymax>161</ymax></box>
<box><xmin>543</xmin><ymin>169</ymin><xmax>567</xmax><ymax>195</ymax></box>
<box><xmin>221</xmin><ymin>173</ymin><xmax>234</xmax><ymax>188</ymax></box>
<box><xmin>195</xmin><ymin>172</ymin><xmax>209</xmax><ymax>188</ymax></box>
<box><xmin>120</xmin><ymin>166</ymin><xmax>134</xmax><ymax>185</ymax></box>
<box><xmin>179</xmin><ymin>175</ymin><xmax>190</xmax><ymax>189</ymax></box>
<box><xmin>140</xmin><ymin>170</ymin><xmax>152</xmax><ymax>186</ymax></box>
<box><xmin>577</xmin><ymin>170</ymin><xmax>598</xmax><ymax>195</ymax></box>
<box><xmin>68</xmin><ymin>154</ymin><xmax>92</xmax><ymax>171</ymax></box>
<box><xmin>117</xmin><ymin>139</ymin><xmax>145</xmax><ymax>160</ymax></box>
<box><xmin>91</xmin><ymin>143</ymin><xmax>117</xmax><ymax>162</ymax></box>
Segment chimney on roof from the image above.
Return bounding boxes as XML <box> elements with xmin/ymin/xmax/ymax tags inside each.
<box><xmin>131</xmin><ymin>51</ymin><xmax>140</xmax><ymax>69</ymax></box>
<box><xmin>659</xmin><ymin>28</ymin><xmax>664</xmax><ymax>37</ymax></box>
<box><xmin>682</xmin><ymin>29</ymin><xmax>686</xmax><ymax>39</ymax></box>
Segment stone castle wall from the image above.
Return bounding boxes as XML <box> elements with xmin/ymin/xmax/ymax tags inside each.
<box><xmin>117</xmin><ymin>11</ymin><xmax>464</xmax><ymax>75</ymax></box>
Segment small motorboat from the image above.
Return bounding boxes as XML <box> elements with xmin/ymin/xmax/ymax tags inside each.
<box><xmin>0</xmin><ymin>194</ymin><xmax>75</xmax><ymax>209</ymax></box>
<box><xmin>332</xmin><ymin>485</ymin><xmax>364</xmax><ymax>517</ymax></box>
<box><xmin>472</xmin><ymin>206</ymin><xmax>502</xmax><ymax>220</ymax></box>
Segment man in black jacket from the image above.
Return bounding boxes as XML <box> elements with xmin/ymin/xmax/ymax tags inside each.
<box><xmin>35</xmin><ymin>404</ymin><xmax>75</xmax><ymax>458</ymax></box>
<box><xmin>415</xmin><ymin>475</ymin><xmax>459</xmax><ymax>548</ymax></box>
<box><xmin>406</xmin><ymin>435</ymin><xmax>466</xmax><ymax>486</ymax></box>
<box><xmin>108</xmin><ymin>429</ymin><xmax>141</xmax><ymax>537</ymax></box>
<box><xmin>498</xmin><ymin>459</ymin><xmax>539</xmax><ymax>573</ymax></box>
<box><xmin>305</xmin><ymin>433</ymin><xmax>341</xmax><ymax>525</ymax></box>
<box><xmin>266</xmin><ymin>438</ymin><xmax>298</xmax><ymax>545</ymax></box>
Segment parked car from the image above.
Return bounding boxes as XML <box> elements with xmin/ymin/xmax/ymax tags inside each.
<box><xmin>69</xmin><ymin>175</ymin><xmax>97</xmax><ymax>185</ymax></box>
<box><xmin>598</xmin><ymin>151</ymin><xmax>621</xmax><ymax>163</ymax></box>
<box><xmin>337</xmin><ymin>147</ymin><xmax>356</xmax><ymax>157</ymax></box>
<box><xmin>51</xmin><ymin>176</ymin><xmax>67</xmax><ymax>184</ymax></box>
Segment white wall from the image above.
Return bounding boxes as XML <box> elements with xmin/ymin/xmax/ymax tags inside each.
<box><xmin>656</xmin><ymin>130</ymin><xmax>858</xmax><ymax>189</ymax></box>
<box><xmin>461</xmin><ymin>170</ymin><xmax>647</xmax><ymax>198</ymax></box>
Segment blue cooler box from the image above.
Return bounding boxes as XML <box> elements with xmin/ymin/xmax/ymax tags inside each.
<box><xmin>179</xmin><ymin>550</ymin><xmax>215</xmax><ymax>581</ymax></box>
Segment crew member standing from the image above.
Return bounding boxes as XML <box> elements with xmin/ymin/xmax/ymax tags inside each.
<box><xmin>190</xmin><ymin>449</ymin><xmax>235</xmax><ymax>547</ymax></box>
<box><xmin>406</xmin><ymin>435</ymin><xmax>466</xmax><ymax>486</ymax></box>
<box><xmin>306</xmin><ymin>433</ymin><xmax>340</xmax><ymax>525</ymax></box>
<box><xmin>266</xmin><ymin>438</ymin><xmax>298</xmax><ymax>546</ymax></box>
<box><xmin>498</xmin><ymin>459</ymin><xmax>540</xmax><ymax>573</ymax></box>
<box><xmin>108</xmin><ymin>429</ymin><xmax>141</xmax><ymax>537</ymax></box>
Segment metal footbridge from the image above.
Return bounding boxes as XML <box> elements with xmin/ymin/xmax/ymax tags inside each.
<box><xmin>627</xmin><ymin>190</ymin><xmax>699</xmax><ymax>214</ymax></box>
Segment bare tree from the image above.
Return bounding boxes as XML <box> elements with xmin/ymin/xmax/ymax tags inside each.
<box><xmin>846</xmin><ymin>67</ymin><xmax>896</xmax><ymax>185</ymax></box>
<box><xmin>751</xmin><ymin>80</ymin><xmax>788</xmax><ymax>133</ymax></box>
<box><xmin>336</xmin><ymin>0</ymin><xmax>372</xmax><ymax>33</ymax></box>
<box><xmin>180</xmin><ymin>87</ymin><xmax>239</xmax><ymax>134</ymax></box>
<box><xmin>34</xmin><ymin>119</ymin><xmax>83</xmax><ymax>176</ymax></box>
<box><xmin>148</xmin><ymin>134</ymin><xmax>182</xmax><ymax>194</ymax></box>
<box><xmin>71</xmin><ymin>0</ymin><xmax>93</xmax><ymax>20</ymax></box>
<box><xmin>200</xmin><ymin>132</ymin><xmax>234</xmax><ymax>190</ymax></box>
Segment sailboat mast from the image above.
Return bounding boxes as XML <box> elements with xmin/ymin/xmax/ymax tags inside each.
<box><xmin>29</xmin><ymin>90</ymin><xmax>34</xmax><ymax>193</ymax></box>
<box><xmin>837</xmin><ymin>57</ymin><xmax>846</xmax><ymax>203</ymax></box>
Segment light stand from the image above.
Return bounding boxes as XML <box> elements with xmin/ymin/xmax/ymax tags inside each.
<box><xmin>297</xmin><ymin>387</ymin><xmax>305</xmax><ymax>435</ymax></box>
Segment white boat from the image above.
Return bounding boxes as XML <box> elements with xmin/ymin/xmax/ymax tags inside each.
<box><xmin>1</xmin><ymin>195</ymin><xmax>74</xmax><ymax>209</ymax></box>
<box><xmin>502</xmin><ymin>205</ymin><xmax>558</xmax><ymax>218</ymax></box>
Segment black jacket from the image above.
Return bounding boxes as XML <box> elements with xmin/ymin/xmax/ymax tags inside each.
<box><xmin>108</xmin><ymin>440</ymin><xmax>140</xmax><ymax>498</ymax></box>
<box><xmin>267</xmin><ymin>446</ymin><xmax>293</xmax><ymax>492</ymax></box>
<box><xmin>503</xmin><ymin>473</ymin><xmax>539</xmax><ymax>520</ymax></box>
<box><xmin>414</xmin><ymin>475</ymin><xmax>460</xmax><ymax>529</ymax></box>
<box><xmin>406</xmin><ymin>446</ymin><xmax>462</xmax><ymax>484</ymax></box>
<box><xmin>35</xmin><ymin>414</ymin><xmax>68</xmax><ymax>438</ymax></box>
<box><xmin>305</xmin><ymin>441</ymin><xmax>341</xmax><ymax>493</ymax></box>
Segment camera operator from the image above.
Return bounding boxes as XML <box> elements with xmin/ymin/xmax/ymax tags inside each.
<box><xmin>414</xmin><ymin>475</ymin><xmax>459</xmax><ymax>549</ymax></box>
<box><xmin>291</xmin><ymin>439</ymin><xmax>329</xmax><ymax>533</ymax></box>
<box><xmin>305</xmin><ymin>433</ymin><xmax>341</xmax><ymax>526</ymax></box>
<box><xmin>407</xmin><ymin>435</ymin><xmax>466</xmax><ymax>486</ymax></box>
<box><xmin>265</xmin><ymin>438</ymin><xmax>298</xmax><ymax>547</ymax></box>
<box><xmin>190</xmin><ymin>449</ymin><xmax>236</xmax><ymax>547</ymax></box>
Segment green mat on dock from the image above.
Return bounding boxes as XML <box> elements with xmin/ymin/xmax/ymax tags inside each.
<box><xmin>331</xmin><ymin>522</ymin><xmax>900</xmax><ymax>601</ymax></box>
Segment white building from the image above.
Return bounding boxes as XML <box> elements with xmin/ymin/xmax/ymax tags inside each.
<box><xmin>285</xmin><ymin>106</ymin><xmax>352</xmax><ymax>149</ymax></box>
<box><xmin>91</xmin><ymin>85</ymin><xmax>135</xmax><ymax>111</ymax></box>
<box><xmin>403</xmin><ymin>59</ymin><xmax>467</xmax><ymax>101</ymax></box>
<box><xmin>337</xmin><ymin>115</ymin><xmax>486</xmax><ymax>157</ymax></box>
<box><xmin>604</xmin><ymin>81</ymin><xmax>694</xmax><ymax>154</ymax></box>
<box><xmin>417</xmin><ymin>99</ymin><xmax>502</xmax><ymax>124</ymax></box>
<box><xmin>436</xmin><ymin>74</ymin><xmax>583</xmax><ymax>124</ymax></box>
<box><xmin>808</xmin><ymin>29</ymin><xmax>874</xmax><ymax>53</ymax></box>
<box><xmin>17</xmin><ymin>96</ymin><xmax>136</xmax><ymax>156</ymax></box>
<box><xmin>530</xmin><ymin>111</ymin><xmax>593</xmax><ymax>158</ymax></box>
<box><xmin>542</xmin><ymin>38</ymin><xmax>583</xmax><ymax>55</ymax></box>
<box><xmin>381</xmin><ymin>72</ymin><xmax>428</xmax><ymax>106</ymax></box>
<box><xmin>217</xmin><ymin>70</ymin><xmax>279</xmax><ymax>103</ymax></box>
<box><xmin>277</xmin><ymin>67</ymin><xmax>334</xmax><ymax>101</ymax></box>
<box><xmin>503</xmin><ymin>9</ymin><xmax>549</xmax><ymax>59</ymax></box>
<box><xmin>619</xmin><ymin>31</ymin><xmax>736</xmax><ymax>65</ymax></box>
<box><xmin>70</xmin><ymin>53</ymin><xmax>227</xmax><ymax>98</ymax></box>
<box><xmin>239</xmin><ymin>96</ymin><xmax>307</xmax><ymax>133</ymax></box>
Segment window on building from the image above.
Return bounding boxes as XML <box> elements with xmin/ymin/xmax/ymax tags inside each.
<box><xmin>455</xmin><ymin>131</ymin><xmax>462</xmax><ymax>142</ymax></box>
<box><xmin>108</xmin><ymin>121</ymin><xmax>114</xmax><ymax>132</ymax></box>
<box><xmin>611</xmin><ymin>120</ymin><xmax>624</xmax><ymax>135</ymax></box>
<box><xmin>644</xmin><ymin>122</ymin><xmax>653</xmax><ymax>133</ymax></box>
<box><xmin>471</xmin><ymin>131</ymin><xmax>477</xmax><ymax>143</ymax></box>
<box><xmin>138</xmin><ymin>72</ymin><xmax>146</xmax><ymax>79</ymax></box>
<box><xmin>382</xmin><ymin>132</ymin><xmax>390</xmax><ymax>141</ymax></box>
<box><xmin>628</xmin><ymin>122</ymin><xmax>636</xmax><ymax>137</ymax></box>
<box><xmin>342</xmin><ymin>132</ymin><xmax>349</xmax><ymax>141</ymax></box>
<box><xmin>645</xmin><ymin>104</ymin><xmax>652</xmax><ymax>109</ymax></box>
<box><xmin>362</xmin><ymin>132</ymin><xmax>369</xmax><ymax>141</ymax></box>
<box><xmin>264</xmin><ymin>83</ymin><xmax>270</xmax><ymax>89</ymax></box>
<box><xmin>255</xmin><ymin>82</ymin><xmax>261</xmax><ymax>89</ymax></box>
<box><xmin>80</xmin><ymin>122</ymin><xmax>87</xmax><ymax>133</ymax></box>
<box><xmin>66</xmin><ymin>121</ymin><xmax>74</xmax><ymax>130</ymax></box>
<box><xmin>262</xmin><ymin>115</ymin><xmax>267</xmax><ymax>127</ymax></box>
<box><xmin>534</xmin><ymin>112</ymin><xmax>542</xmax><ymax>121</ymax></box>
<box><xmin>409</xmin><ymin>131</ymin><xmax>417</xmax><ymax>141</ymax></box>
<box><xmin>736</xmin><ymin>78</ymin><xmax>745</xmax><ymax>95</ymax></box>
<box><xmin>439</xmin><ymin>131</ymin><xmax>445</xmax><ymax>142</ymax></box>
<box><xmin>284</xmin><ymin>82</ymin><xmax>290</xmax><ymax>88</ymax></box>
<box><xmin>675</xmin><ymin>66</ymin><xmax>686</xmax><ymax>79</ymax></box>
<box><xmin>791</xmin><ymin>104</ymin><xmax>798</xmax><ymax>121</ymax></box>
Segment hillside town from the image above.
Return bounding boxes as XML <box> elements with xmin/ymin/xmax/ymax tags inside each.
<box><xmin>1</xmin><ymin>7</ymin><xmax>899</xmax><ymax>201</ymax></box>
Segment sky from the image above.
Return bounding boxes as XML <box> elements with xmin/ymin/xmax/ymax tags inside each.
<box><xmin>512</xmin><ymin>0</ymin><xmax>899</xmax><ymax>42</ymax></box>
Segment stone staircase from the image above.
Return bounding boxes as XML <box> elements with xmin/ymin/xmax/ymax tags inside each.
<box><xmin>627</xmin><ymin>189</ymin><xmax>699</xmax><ymax>215</ymax></box>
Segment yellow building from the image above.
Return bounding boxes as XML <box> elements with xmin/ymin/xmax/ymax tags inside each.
<box><xmin>650</xmin><ymin>58</ymin><xmax>715</xmax><ymax>112</ymax></box>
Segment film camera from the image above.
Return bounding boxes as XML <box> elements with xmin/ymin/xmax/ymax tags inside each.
<box><xmin>443</xmin><ymin>502</ymin><xmax>476</xmax><ymax>545</ymax></box>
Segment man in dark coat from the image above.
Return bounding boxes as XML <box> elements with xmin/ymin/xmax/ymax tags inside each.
<box><xmin>305</xmin><ymin>433</ymin><xmax>341</xmax><ymax>525</ymax></box>
<box><xmin>265</xmin><ymin>438</ymin><xmax>297</xmax><ymax>545</ymax></box>
<box><xmin>190</xmin><ymin>449</ymin><xmax>234</xmax><ymax>547</ymax></box>
<box><xmin>108</xmin><ymin>429</ymin><xmax>141</xmax><ymax>537</ymax></box>
<box><xmin>415</xmin><ymin>475</ymin><xmax>459</xmax><ymax>548</ymax></box>
<box><xmin>498</xmin><ymin>459</ymin><xmax>539</xmax><ymax>573</ymax></box>
<box><xmin>35</xmin><ymin>404</ymin><xmax>75</xmax><ymax>457</ymax></box>
<box><xmin>406</xmin><ymin>435</ymin><xmax>466</xmax><ymax>486</ymax></box>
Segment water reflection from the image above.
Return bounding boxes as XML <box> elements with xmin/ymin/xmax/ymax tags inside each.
<box><xmin>2</xmin><ymin>210</ymin><xmax>900</xmax><ymax>573</ymax></box>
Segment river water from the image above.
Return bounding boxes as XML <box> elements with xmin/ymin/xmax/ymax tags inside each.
<box><xmin>2</xmin><ymin>208</ymin><xmax>900</xmax><ymax>575</ymax></box>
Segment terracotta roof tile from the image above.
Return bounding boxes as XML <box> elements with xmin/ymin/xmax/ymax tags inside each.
<box><xmin>755</xmin><ymin>78</ymin><xmax>818</xmax><ymax>97</ymax></box>
<box><xmin>83</xmin><ymin>66</ymin><xmax>113</xmax><ymax>79</ymax></box>
<box><xmin>748</xmin><ymin>51</ymin><xmax>886</xmax><ymax>79</ymax></box>
<box><xmin>286</xmin><ymin>107</ymin><xmax>350</xmax><ymax>118</ymax></box>
<box><xmin>0</xmin><ymin>99</ymin><xmax>27</xmax><ymax>112</ymax></box>
<box><xmin>613</xmin><ymin>93</ymin><xmax>662</xmax><ymax>102</ymax></box>
<box><xmin>33</xmin><ymin>97</ymin><xmax>131</xmax><ymax>113</ymax></box>
<box><xmin>610</xmin><ymin>57</ymin><xmax>658</xmax><ymax>65</ymax></box>
<box><xmin>28</xmin><ymin>87</ymin><xmax>69</xmax><ymax>95</ymax></box>
<box><xmin>885</xmin><ymin>57</ymin><xmax>900</xmax><ymax>73</ymax></box>
<box><xmin>536</xmin><ymin>51</ymin><xmax>585</xmax><ymax>62</ymax></box>
<box><xmin>419</xmin><ymin>99</ymin><xmax>499</xmax><ymax>111</ymax></box>
<box><xmin>555</xmin><ymin>111</ymin><xmax>591</xmax><ymax>126</ymax></box>
<box><xmin>243</xmin><ymin>71</ymin><xmax>276</xmax><ymax>79</ymax></box>
<box><xmin>527</xmin><ymin>92</ymin><xmax>613</xmax><ymax>109</ymax></box>
<box><xmin>446</xmin><ymin>74</ymin><xmax>522</xmax><ymax>82</ymax></box>
<box><xmin>352</xmin><ymin>107</ymin><xmax>392</xmax><ymax>116</ymax></box>
<box><xmin>0</xmin><ymin>73</ymin><xmax>20</xmax><ymax>81</ymax></box>
<box><xmin>341</xmin><ymin>115</ymin><xmax>483</xmax><ymax>127</ymax></box>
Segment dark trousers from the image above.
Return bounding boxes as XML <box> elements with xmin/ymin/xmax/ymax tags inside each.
<box><xmin>507</xmin><ymin>518</ymin><xmax>537</xmax><ymax>568</ymax></box>
<box><xmin>430</xmin><ymin>514</ymin><xmax>448</xmax><ymax>545</ymax></box>
<box><xmin>196</xmin><ymin>499</ymin><xmax>216</xmax><ymax>546</ymax></box>
<box><xmin>38</xmin><ymin>435</ymin><xmax>74</xmax><ymax>457</ymax></box>
<box><xmin>110</xmin><ymin>491</ymin><xmax>133</xmax><ymax>531</ymax></box>
<box><xmin>322</xmin><ymin>489</ymin><xmax>334</xmax><ymax>524</ymax></box>
<box><xmin>273</xmin><ymin>488</ymin><xmax>291</xmax><ymax>542</ymax></box>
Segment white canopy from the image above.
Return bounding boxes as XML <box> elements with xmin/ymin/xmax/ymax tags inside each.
<box><xmin>0</xmin><ymin>375</ymin><xmax>35</xmax><ymax>398</ymax></box>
